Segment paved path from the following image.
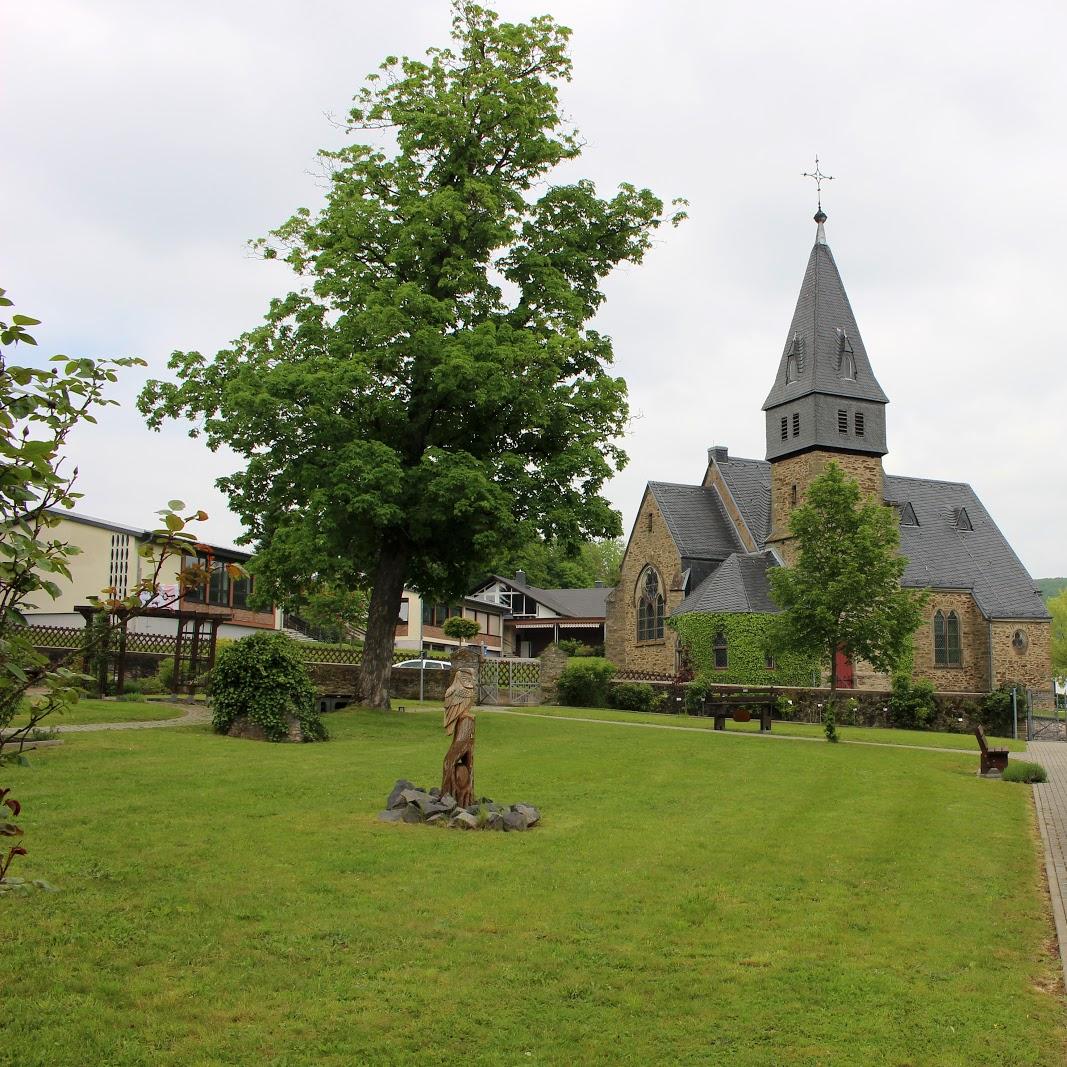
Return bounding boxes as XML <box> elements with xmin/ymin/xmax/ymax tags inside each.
<box><xmin>1025</xmin><ymin>741</ymin><xmax>1067</xmax><ymax>987</ymax></box>
<box><xmin>50</xmin><ymin>704</ymin><xmax>211</xmax><ymax>733</ymax></box>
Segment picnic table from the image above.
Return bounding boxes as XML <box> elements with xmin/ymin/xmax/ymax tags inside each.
<box><xmin>700</xmin><ymin>689</ymin><xmax>776</xmax><ymax>733</ymax></box>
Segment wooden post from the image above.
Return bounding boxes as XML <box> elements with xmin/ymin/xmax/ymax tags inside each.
<box><xmin>173</xmin><ymin>618</ymin><xmax>185</xmax><ymax>693</ymax></box>
<box><xmin>116</xmin><ymin>617</ymin><xmax>128</xmax><ymax>695</ymax></box>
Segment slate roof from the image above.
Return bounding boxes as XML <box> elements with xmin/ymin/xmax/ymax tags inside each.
<box><xmin>885</xmin><ymin>475</ymin><xmax>1049</xmax><ymax>620</ymax></box>
<box><xmin>762</xmin><ymin>223</ymin><xmax>889</xmax><ymax>410</ymax></box>
<box><xmin>716</xmin><ymin>455</ymin><xmax>772</xmax><ymax>545</ymax></box>
<box><xmin>647</xmin><ymin>482</ymin><xmax>742</xmax><ymax>561</ymax></box>
<box><xmin>663</xmin><ymin>459</ymin><xmax>1048</xmax><ymax>621</ymax></box>
<box><xmin>673</xmin><ymin>552</ymin><xmax>779</xmax><ymax>616</ymax></box>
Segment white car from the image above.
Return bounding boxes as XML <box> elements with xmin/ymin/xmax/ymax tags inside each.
<box><xmin>393</xmin><ymin>658</ymin><xmax>452</xmax><ymax>670</ymax></box>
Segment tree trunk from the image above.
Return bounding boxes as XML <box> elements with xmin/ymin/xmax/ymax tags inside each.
<box><xmin>359</xmin><ymin>544</ymin><xmax>408</xmax><ymax>709</ymax></box>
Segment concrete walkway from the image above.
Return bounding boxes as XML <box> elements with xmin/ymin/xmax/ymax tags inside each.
<box><xmin>1025</xmin><ymin>741</ymin><xmax>1067</xmax><ymax>987</ymax></box>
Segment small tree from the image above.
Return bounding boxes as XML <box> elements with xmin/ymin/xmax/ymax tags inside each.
<box><xmin>442</xmin><ymin>615</ymin><xmax>480</xmax><ymax>645</ymax></box>
<box><xmin>768</xmin><ymin>463</ymin><xmax>925</xmax><ymax>700</ymax></box>
<box><xmin>0</xmin><ymin>286</ymin><xmax>207</xmax><ymax>759</ymax></box>
<box><xmin>1048</xmin><ymin>588</ymin><xmax>1067</xmax><ymax>680</ymax></box>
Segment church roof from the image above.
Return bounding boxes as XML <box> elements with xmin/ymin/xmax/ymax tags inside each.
<box><xmin>762</xmin><ymin>217</ymin><xmax>889</xmax><ymax>411</ymax></box>
<box><xmin>647</xmin><ymin>482</ymin><xmax>742</xmax><ymax>561</ymax></box>
<box><xmin>673</xmin><ymin>552</ymin><xmax>779</xmax><ymax>615</ymax></box>
<box><xmin>673</xmin><ymin>458</ymin><xmax>1048</xmax><ymax>621</ymax></box>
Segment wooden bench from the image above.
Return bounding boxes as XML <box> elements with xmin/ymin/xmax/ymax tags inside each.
<box><xmin>975</xmin><ymin>726</ymin><xmax>1009</xmax><ymax>776</ymax></box>
<box><xmin>702</xmin><ymin>690</ymin><xmax>776</xmax><ymax>733</ymax></box>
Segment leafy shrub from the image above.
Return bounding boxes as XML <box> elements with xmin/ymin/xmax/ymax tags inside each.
<box><xmin>684</xmin><ymin>679</ymin><xmax>710</xmax><ymax>715</ymax></box>
<box><xmin>608</xmin><ymin>682</ymin><xmax>664</xmax><ymax>713</ymax></box>
<box><xmin>556</xmin><ymin>639</ymin><xmax>600</xmax><ymax>657</ymax></box>
<box><xmin>888</xmin><ymin>675</ymin><xmax>936</xmax><ymax>730</ymax></box>
<box><xmin>210</xmin><ymin>633</ymin><xmax>326</xmax><ymax>742</ymax></box>
<box><xmin>823</xmin><ymin>703</ymin><xmax>839</xmax><ymax>743</ymax></box>
<box><xmin>556</xmin><ymin>659</ymin><xmax>616</xmax><ymax>707</ymax></box>
<box><xmin>979</xmin><ymin>683</ymin><xmax>1024</xmax><ymax>739</ymax></box>
<box><xmin>137</xmin><ymin>674</ymin><xmax>164</xmax><ymax>695</ymax></box>
<box><xmin>157</xmin><ymin>658</ymin><xmax>176</xmax><ymax>692</ymax></box>
<box><xmin>1002</xmin><ymin>761</ymin><xmax>1047</xmax><ymax>784</ymax></box>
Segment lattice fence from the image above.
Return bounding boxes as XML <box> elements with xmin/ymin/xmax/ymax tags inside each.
<box><xmin>613</xmin><ymin>668</ymin><xmax>682</xmax><ymax>684</ymax></box>
<box><xmin>19</xmin><ymin>625</ymin><xmax>180</xmax><ymax>658</ymax></box>
<box><xmin>478</xmin><ymin>656</ymin><xmax>541</xmax><ymax>706</ymax></box>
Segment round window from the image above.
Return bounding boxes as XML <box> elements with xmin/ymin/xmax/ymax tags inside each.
<box><xmin>1012</xmin><ymin>629</ymin><xmax>1028</xmax><ymax>653</ymax></box>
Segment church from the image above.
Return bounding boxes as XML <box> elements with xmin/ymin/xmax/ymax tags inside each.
<box><xmin>604</xmin><ymin>208</ymin><xmax>1051</xmax><ymax>694</ymax></box>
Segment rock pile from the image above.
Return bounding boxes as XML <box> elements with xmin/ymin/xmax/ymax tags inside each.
<box><xmin>377</xmin><ymin>779</ymin><xmax>541</xmax><ymax>831</ymax></box>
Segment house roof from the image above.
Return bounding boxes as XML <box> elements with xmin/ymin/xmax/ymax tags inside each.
<box><xmin>673</xmin><ymin>552</ymin><xmax>779</xmax><ymax>615</ymax></box>
<box><xmin>483</xmin><ymin>576</ymin><xmax>610</xmax><ymax>619</ymax></box>
<box><xmin>762</xmin><ymin>218</ymin><xmax>889</xmax><ymax>411</ymax></box>
<box><xmin>672</xmin><ymin>458</ymin><xmax>1047</xmax><ymax>622</ymax></box>
<box><xmin>647</xmin><ymin>481</ymin><xmax>742</xmax><ymax>561</ymax></box>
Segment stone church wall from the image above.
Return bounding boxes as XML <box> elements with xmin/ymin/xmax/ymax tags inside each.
<box><xmin>990</xmin><ymin>620</ymin><xmax>1052</xmax><ymax>690</ymax></box>
<box><xmin>604</xmin><ymin>491</ymin><xmax>683</xmax><ymax>675</ymax></box>
<box><xmin>910</xmin><ymin>592</ymin><xmax>991</xmax><ymax>693</ymax></box>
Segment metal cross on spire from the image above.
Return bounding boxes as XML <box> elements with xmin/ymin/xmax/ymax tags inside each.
<box><xmin>802</xmin><ymin>155</ymin><xmax>834</xmax><ymax>212</ymax></box>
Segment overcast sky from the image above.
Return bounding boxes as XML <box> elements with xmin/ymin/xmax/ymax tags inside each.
<box><xmin>3</xmin><ymin>1</ymin><xmax>1065</xmax><ymax>577</ymax></box>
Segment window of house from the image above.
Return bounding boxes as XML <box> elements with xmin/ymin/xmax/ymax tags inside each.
<box><xmin>854</xmin><ymin>411</ymin><xmax>865</xmax><ymax>437</ymax></box>
<box><xmin>954</xmin><ymin>507</ymin><xmax>973</xmax><ymax>532</ymax></box>
<box><xmin>838</xmin><ymin>409</ymin><xmax>848</xmax><ymax>435</ymax></box>
<box><xmin>108</xmin><ymin>533</ymin><xmax>130</xmax><ymax>599</ymax></box>
<box><xmin>764</xmin><ymin>650</ymin><xmax>776</xmax><ymax>670</ymax></box>
<box><xmin>182</xmin><ymin>554</ymin><xmax>253</xmax><ymax>609</ymax></box>
<box><xmin>713</xmin><ymin>629</ymin><xmax>728</xmax><ymax>670</ymax></box>
<box><xmin>898</xmin><ymin>502</ymin><xmax>919</xmax><ymax>527</ymax></box>
<box><xmin>934</xmin><ymin>610</ymin><xmax>962</xmax><ymax>667</ymax></box>
<box><xmin>646</xmin><ymin>511</ymin><xmax>654</xmax><ymax>532</ymax></box>
<box><xmin>791</xmin><ymin>484</ymin><xmax>798</xmax><ymax>507</ymax></box>
<box><xmin>230</xmin><ymin>573</ymin><xmax>253</xmax><ymax>609</ymax></box>
<box><xmin>636</xmin><ymin>567</ymin><xmax>664</xmax><ymax>642</ymax></box>
<box><xmin>792</xmin><ymin>412</ymin><xmax>800</xmax><ymax>437</ymax></box>
<box><xmin>780</xmin><ymin>416</ymin><xmax>788</xmax><ymax>441</ymax></box>
<box><xmin>422</xmin><ymin>602</ymin><xmax>462</xmax><ymax>627</ymax></box>
<box><xmin>838</xmin><ymin>331</ymin><xmax>857</xmax><ymax>379</ymax></box>
<box><xmin>398</xmin><ymin>598</ymin><xmax>409</xmax><ymax>623</ymax></box>
<box><xmin>1012</xmin><ymin>629</ymin><xmax>1028</xmax><ymax>653</ymax></box>
<box><xmin>785</xmin><ymin>334</ymin><xmax>802</xmax><ymax>382</ymax></box>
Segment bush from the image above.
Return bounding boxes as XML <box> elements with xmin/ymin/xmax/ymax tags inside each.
<box><xmin>210</xmin><ymin>633</ymin><xmax>326</xmax><ymax>742</ymax></box>
<box><xmin>684</xmin><ymin>679</ymin><xmax>710</xmax><ymax>715</ymax></box>
<box><xmin>1002</xmin><ymin>761</ymin><xmax>1047</xmax><ymax>784</ymax></box>
<box><xmin>823</xmin><ymin>703</ymin><xmax>839</xmax><ymax>742</ymax></box>
<box><xmin>157</xmin><ymin>658</ymin><xmax>176</xmax><ymax>692</ymax></box>
<box><xmin>134</xmin><ymin>674</ymin><xmax>164</xmax><ymax>695</ymax></box>
<box><xmin>555</xmin><ymin>639</ymin><xmax>601</xmax><ymax>658</ymax></box>
<box><xmin>556</xmin><ymin>659</ymin><xmax>616</xmax><ymax>707</ymax></box>
<box><xmin>888</xmin><ymin>675</ymin><xmax>936</xmax><ymax>730</ymax></box>
<box><xmin>979</xmin><ymin>683</ymin><xmax>1024</xmax><ymax>739</ymax></box>
<box><xmin>608</xmin><ymin>682</ymin><xmax>664</xmax><ymax>713</ymax></box>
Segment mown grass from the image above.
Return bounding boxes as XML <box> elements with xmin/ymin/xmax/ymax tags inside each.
<box><xmin>2</xmin><ymin>709</ymin><xmax>1062</xmax><ymax>1065</ymax></box>
<box><xmin>398</xmin><ymin>699</ymin><xmax>1027</xmax><ymax>752</ymax></box>
<box><xmin>10</xmin><ymin>698</ymin><xmax>186</xmax><ymax>727</ymax></box>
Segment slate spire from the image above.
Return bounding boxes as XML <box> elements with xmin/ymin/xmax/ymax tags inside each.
<box><xmin>763</xmin><ymin>210</ymin><xmax>889</xmax><ymax>461</ymax></box>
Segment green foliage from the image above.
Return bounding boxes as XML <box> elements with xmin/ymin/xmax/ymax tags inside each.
<box><xmin>1036</xmin><ymin>577</ymin><xmax>1067</xmax><ymax>601</ymax></box>
<box><xmin>503</xmin><ymin>537</ymin><xmax>624</xmax><ymax>589</ymax></box>
<box><xmin>288</xmin><ymin>584</ymin><xmax>369</xmax><ymax>643</ymax></box>
<box><xmin>608</xmin><ymin>682</ymin><xmax>663</xmax><ymax>713</ymax></box>
<box><xmin>823</xmin><ymin>703</ymin><xmax>839</xmax><ymax>743</ymax></box>
<box><xmin>210</xmin><ymin>633</ymin><xmax>326</xmax><ymax>742</ymax></box>
<box><xmin>672</xmin><ymin>612</ymin><xmax>817</xmax><ymax>686</ymax></box>
<box><xmin>979</xmin><ymin>683</ymin><xmax>1025</xmax><ymax>738</ymax></box>
<box><xmin>555</xmin><ymin>638</ymin><xmax>599</xmax><ymax>657</ymax></box>
<box><xmin>0</xmin><ymin>286</ymin><xmax>207</xmax><ymax>757</ymax></box>
<box><xmin>768</xmin><ymin>463</ymin><xmax>926</xmax><ymax>692</ymax></box>
<box><xmin>556</xmin><ymin>658</ymin><xmax>617</xmax><ymax>707</ymax></box>
<box><xmin>1001</xmin><ymin>761</ymin><xmax>1047</xmax><ymax>784</ymax></box>
<box><xmin>157</xmin><ymin>657</ymin><xmax>176</xmax><ymax>692</ymax></box>
<box><xmin>0</xmin><ymin>785</ymin><xmax>26</xmax><ymax>883</ymax></box>
<box><xmin>888</xmin><ymin>675</ymin><xmax>936</xmax><ymax>731</ymax></box>
<box><xmin>1048</xmin><ymin>588</ymin><xmax>1067</xmax><ymax>678</ymax></box>
<box><xmin>137</xmin><ymin>3</ymin><xmax>684</xmax><ymax>708</ymax></box>
<box><xmin>442</xmin><ymin>616</ymin><xmax>480</xmax><ymax>642</ymax></box>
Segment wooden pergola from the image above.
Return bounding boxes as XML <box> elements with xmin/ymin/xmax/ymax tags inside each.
<box><xmin>76</xmin><ymin>605</ymin><xmax>231</xmax><ymax>695</ymax></box>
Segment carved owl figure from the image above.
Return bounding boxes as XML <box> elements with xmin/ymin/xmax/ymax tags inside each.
<box><xmin>443</xmin><ymin>667</ymin><xmax>476</xmax><ymax>733</ymax></box>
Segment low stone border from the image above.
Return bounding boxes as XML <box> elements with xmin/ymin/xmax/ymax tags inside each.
<box><xmin>377</xmin><ymin>779</ymin><xmax>541</xmax><ymax>832</ymax></box>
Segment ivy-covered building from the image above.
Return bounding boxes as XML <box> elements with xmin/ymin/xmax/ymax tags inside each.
<box><xmin>604</xmin><ymin>209</ymin><xmax>1051</xmax><ymax>692</ymax></box>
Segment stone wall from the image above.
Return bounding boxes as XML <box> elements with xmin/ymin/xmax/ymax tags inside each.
<box><xmin>307</xmin><ymin>662</ymin><xmax>452</xmax><ymax>703</ymax></box>
<box><xmin>910</xmin><ymin>592</ymin><xmax>991</xmax><ymax>692</ymax></box>
<box><xmin>991</xmin><ymin>620</ymin><xmax>1052</xmax><ymax>689</ymax></box>
<box><xmin>538</xmin><ymin>645</ymin><xmax>569</xmax><ymax>704</ymax></box>
<box><xmin>767</xmin><ymin>450</ymin><xmax>885</xmax><ymax>558</ymax></box>
<box><xmin>605</xmin><ymin>489</ymin><xmax>683</xmax><ymax>675</ymax></box>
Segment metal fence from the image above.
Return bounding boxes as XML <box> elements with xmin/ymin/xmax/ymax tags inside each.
<box><xmin>477</xmin><ymin>656</ymin><xmax>541</xmax><ymax>706</ymax></box>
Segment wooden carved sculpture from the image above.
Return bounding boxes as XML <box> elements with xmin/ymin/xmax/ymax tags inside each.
<box><xmin>442</xmin><ymin>667</ymin><xmax>476</xmax><ymax>807</ymax></box>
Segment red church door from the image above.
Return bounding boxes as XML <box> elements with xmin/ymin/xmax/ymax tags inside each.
<box><xmin>834</xmin><ymin>647</ymin><xmax>854</xmax><ymax>689</ymax></box>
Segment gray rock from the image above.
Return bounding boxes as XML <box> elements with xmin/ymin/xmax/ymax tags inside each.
<box><xmin>487</xmin><ymin>811</ymin><xmax>506</xmax><ymax>831</ymax></box>
<box><xmin>425</xmin><ymin>812</ymin><xmax>447</xmax><ymax>824</ymax></box>
<box><xmin>503</xmin><ymin>811</ymin><xmax>529</xmax><ymax>832</ymax></box>
<box><xmin>377</xmin><ymin>809</ymin><xmax>405</xmax><ymax>823</ymax></box>
<box><xmin>511</xmin><ymin>804</ymin><xmax>541</xmax><ymax>827</ymax></box>
<box><xmin>387</xmin><ymin>780</ymin><xmax>416</xmax><ymax>809</ymax></box>
<box><xmin>450</xmin><ymin>810</ymin><xmax>478</xmax><ymax>830</ymax></box>
<box><xmin>410</xmin><ymin>792</ymin><xmax>440</xmax><ymax>814</ymax></box>
<box><xmin>401</xmin><ymin>806</ymin><xmax>425</xmax><ymax>824</ymax></box>
<box><xmin>429</xmin><ymin>787</ymin><xmax>441</xmax><ymax>797</ymax></box>
<box><xmin>438</xmin><ymin>794</ymin><xmax>457</xmax><ymax>811</ymax></box>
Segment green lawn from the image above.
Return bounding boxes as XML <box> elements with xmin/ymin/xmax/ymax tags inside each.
<box><xmin>10</xmin><ymin>698</ymin><xmax>186</xmax><ymax>728</ymax></box>
<box><xmin>398</xmin><ymin>699</ymin><xmax>1028</xmax><ymax>752</ymax></box>
<box><xmin>2</xmin><ymin>708</ymin><xmax>1062</xmax><ymax>1065</ymax></box>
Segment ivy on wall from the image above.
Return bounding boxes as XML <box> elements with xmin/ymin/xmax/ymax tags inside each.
<box><xmin>671</xmin><ymin>612</ymin><xmax>818</xmax><ymax>686</ymax></box>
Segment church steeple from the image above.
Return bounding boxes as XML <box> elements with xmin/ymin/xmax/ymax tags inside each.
<box><xmin>762</xmin><ymin>210</ymin><xmax>888</xmax><ymax>463</ymax></box>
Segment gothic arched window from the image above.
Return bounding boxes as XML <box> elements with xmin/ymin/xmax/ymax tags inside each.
<box><xmin>838</xmin><ymin>330</ymin><xmax>857</xmax><ymax>379</ymax></box>
<box><xmin>636</xmin><ymin>566</ymin><xmax>664</xmax><ymax>642</ymax></box>
<box><xmin>934</xmin><ymin>610</ymin><xmax>962</xmax><ymax>667</ymax></box>
<box><xmin>713</xmin><ymin>629</ymin><xmax>728</xmax><ymax>670</ymax></box>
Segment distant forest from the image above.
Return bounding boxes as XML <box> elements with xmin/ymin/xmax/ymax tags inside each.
<box><xmin>1036</xmin><ymin>578</ymin><xmax>1067</xmax><ymax>600</ymax></box>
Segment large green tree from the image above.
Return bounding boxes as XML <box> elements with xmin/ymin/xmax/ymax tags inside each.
<box><xmin>768</xmin><ymin>463</ymin><xmax>926</xmax><ymax>697</ymax></box>
<box><xmin>502</xmin><ymin>536</ymin><xmax>624</xmax><ymax>589</ymax></box>
<box><xmin>139</xmin><ymin>3</ymin><xmax>683</xmax><ymax>707</ymax></box>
